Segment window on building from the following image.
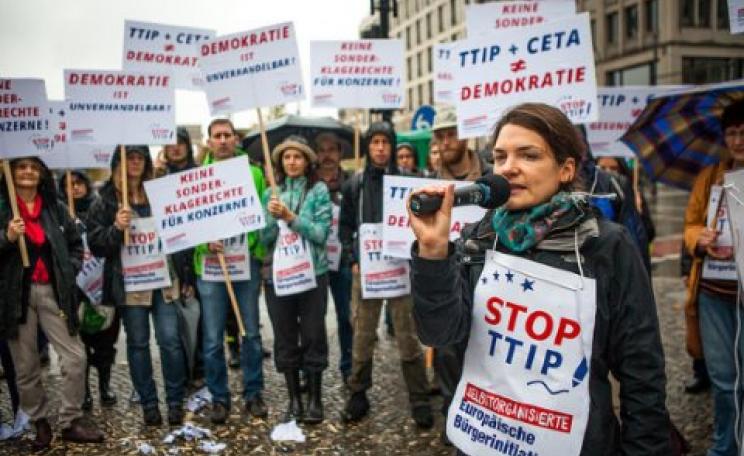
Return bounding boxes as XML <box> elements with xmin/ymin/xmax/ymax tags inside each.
<box><xmin>438</xmin><ymin>5</ymin><xmax>445</xmax><ymax>33</ymax></box>
<box><xmin>416</xmin><ymin>20</ymin><xmax>421</xmax><ymax>45</ymax></box>
<box><xmin>406</xmin><ymin>27</ymin><xmax>411</xmax><ymax>49</ymax></box>
<box><xmin>606</xmin><ymin>12</ymin><xmax>618</xmax><ymax>45</ymax></box>
<box><xmin>426</xmin><ymin>13</ymin><xmax>432</xmax><ymax>39</ymax></box>
<box><xmin>407</xmin><ymin>56</ymin><xmax>412</xmax><ymax>81</ymax></box>
<box><xmin>645</xmin><ymin>0</ymin><xmax>658</xmax><ymax>33</ymax></box>
<box><xmin>408</xmin><ymin>87</ymin><xmax>414</xmax><ymax>111</ymax></box>
<box><xmin>427</xmin><ymin>46</ymin><xmax>433</xmax><ymax>72</ymax></box>
<box><xmin>417</xmin><ymin>52</ymin><xmax>422</xmax><ymax>77</ymax></box>
<box><xmin>697</xmin><ymin>0</ymin><xmax>711</xmax><ymax>27</ymax></box>
<box><xmin>590</xmin><ymin>19</ymin><xmax>597</xmax><ymax>48</ymax></box>
<box><xmin>681</xmin><ymin>0</ymin><xmax>695</xmax><ymax>26</ymax></box>
<box><xmin>451</xmin><ymin>0</ymin><xmax>457</xmax><ymax>26</ymax></box>
<box><xmin>625</xmin><ymin>5</ymin><xmax>639</xmax><ymax>39</ymax></box>
<box><xmin>683</xmin><ymin>57</ymin><xmax>744</xmax><ymax>83</ymax></box>
<box><xmin>717</xmin><ymin>0</ymin><xmax>730</xmax><ymax>28</ymax></box>
<box><xmin>418</xmin><ymin>84</ymin><xmax>424</xmax><ymax>108</ymax></box>
<box><xmin>428</xmin><ymin>80</ymin><xmax>434</xmax><ymax>105</ymax></box>
<box><xmin>606</xmin><ymin>63</ymin><xmax>656</xmax><ymax>86</ymax></box>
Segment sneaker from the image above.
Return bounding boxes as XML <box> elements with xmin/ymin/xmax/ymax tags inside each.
<box><xmin>244</xmin><ymin>395</ymin><xmax>268</xmax><ymax>419</ymax></box>
<box><xmin>129</xmin><ymin>390</ymin><xmax>141</xmax><ymax>404</ymax></box>
<box><xmin>340</xmin><ymin>391</ymin><xmax>369</xmax><ymax>423</ymax></box>
<box><xmin>210</xmin><ymin>402</ymin><xmax>229</xmax><ymax>424</ymax></box>
<box><xmin>168</xmin><ymin>407</ymin><xmax>184</xmax><ymax>426</ymax></box>
<box><xmin>411</xmin><ymin>404</ymin><xmax>434</xmax><ymax>429</ymax></box>
<box><xmin>143</xmin><ymin>407</ymin><xmax>162</xmax><ymax>426</ymax></box>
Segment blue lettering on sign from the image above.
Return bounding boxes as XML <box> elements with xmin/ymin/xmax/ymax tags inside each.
<box><xmin>487</xmin><ymin>329</ymin><xmax>564</xmax><ymax>375</ymax></box>
<box><xmin>526</xmin><ymin>28</ymin><xmax>581</xmax><ymax>54</ymax></box>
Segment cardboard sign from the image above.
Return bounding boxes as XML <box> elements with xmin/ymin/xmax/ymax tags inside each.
<box><xmin>201</xmin><ymin>233</ymin><xmax>251</xmax><ymax>282</ymax></box>
<box><xmin>327</xmin><ymin>204</ymin><xmax>342</xmax><ymax>271</ymax></box>
<box><xmin>359</xmin><ymin>223</ymin><xmax>410</xmax><ymax>299</ymax></box>
<box><xmin>724</xmin><ymin>169</ymin><xmax>744</xmax><ymax>290</ymax></box>
<box><xmin>310</xmin><ymin>40</ymin><xmax>404</xmax><ymax>109</ymax></box>
<box><xmin>729</xmin><ymin>0</ymin><xmax>744</xmax><ymax>34</ymax></box>
<box><xmin>64</xmin><ymin>69</ymin><xmax>175</xmax><ymax>145</ymax></box>
<box><xmin>448</xmin><ymin>250</ymin><xmax>596</xmax><ymax>456</ymax></box>
<box><xmin>0</xmin><ymin>78</ymin><xmax>51</xmax><ymax>159</ymax></box>
<box><xmin>466</xmin><ymin>0</ymin><xmax>577</xmax><ymax>35</ymax></box>
<box><xmin>433</xmin><ymin>43</ymin><xmax>456</xmax><ymax>105</ymax></box>
<box><xmin>121</xmin><ymin>217</ymin><xmax>172</xmax><ymax>292</ymax></box>
<box><xmin>382</xmin><ymin>175</ymin><xmax>486</xmax><ymax>259</ymax></box>
<box><xmin>588</xmin><ymin>86</ymin><xmax>687</xmax><ymax>158</ymax></box>
<box><xmin>453</xmin><ymin>13</ymin><xmax>598</xmax><ymax>139</ymax></box>
<box><xmin>144</xmin><ymin>155</ymin><xmax>265</xmax><ymax>254</ymax></box>
<box><xmin>198</xmin><ymin>22</ymin><xmax>304</xmax><ymax>114</ymax></box>
<box><xmin>123</xmin><ymin>20</ymin><xmax>216</xmax><ymax>90</ymax></box>
<box><xmin>41</xmin><ymin>101</ymin><xmax>114</xmax><ymax>169</ymax></box>
<box><xmin>702</xmin><ymin>185</ymin><xmax>737</xmax><ymax>281</ymax></box>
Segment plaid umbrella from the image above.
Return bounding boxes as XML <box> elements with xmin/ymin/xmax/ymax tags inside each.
<box><xmin>620</xmin><ymin>80</ymin><xmax>744</xmax><ymax>190</ymax></box>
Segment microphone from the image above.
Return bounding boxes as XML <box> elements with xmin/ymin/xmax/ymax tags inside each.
<box><xmin>409</xmin><ymin>173</ymin><xmax>511</xmax><ymax>216</ymax></box>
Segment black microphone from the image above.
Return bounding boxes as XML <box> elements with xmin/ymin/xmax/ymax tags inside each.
<box><xmin>409</xmin><ymin>173</ymin><xmax>511</xmax><ymax>216</ymax></box>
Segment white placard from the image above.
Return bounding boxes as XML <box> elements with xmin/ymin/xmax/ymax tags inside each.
<box><xmin>310</xmin><ymin>40</ymin><xmax>404</xmax><ymax>109</ymax></box>
<box><xmin>65</xmin><ymin>70</ymin><xmax>175</xmax><ymax>145</ymax></box>
<box><xmin>383</xmin><ymin>175</ymin><xmax>487</xmax><ymax>259</ymax></box>
<box><xmin>201</xmin><ymin>233</ymin><xmax>251</xmax><ymax>282</ymax></box>
<box><xmin>359</xmin><ymin>223</ymin><xmax>410</xmax><ymax>299</ymax></box>
<box><xmin>588</xmin><ymin>86</ymin><xmax>688</xmax><ymax>158</ymax></box>
<box><xmin>433</xmin><ymin>43</ymin><xmax>456</xmax><ymax>105</ymax></box>
<box><xmin>123</xmin><ymin>20</ymin><xmax>216</xmax><ymax>90</ymax></box>
<box><xmin>0</xmin><ymin>78</ymin><xmax>51</xmax><ymax>159</ymax></box>
<box><xmin>453</xmin><ymin>13</ymin><xmax>598</xmax><ymax>139</ymax></box>
<box><xmin>466</xmin><ymin>1</ymin><xmax>577</xmax><ymax>36</ymax></box>
<box><xmin>448</xmin><ymin>250</ymin><xmax>595</xmax><ymax>456</ymax></box>
<box><xmin>121</xmin><ymin>217</ymin><xmax>172</xmax><ymax>292</ymax></box>
<box><xmin>198</xmin><ymin>22</ymin><xmax>304</xmax><ymax>114</ymax></box>
<box><xmin>144</xmin><ymin>155</ymin><xmax>265</xmax><ymax>254</ymax></box>
<box><xmin>41</xmin><ymin>101</ymin><xmax>114</xmax><ymax>169</ymax></box>
<box><xmin>327</xmin><ymin>204</ymin><xmax>342</xmax><ymax>272</ymax></box>
<box><xmin>77</xmin><ymin>233</ymin><xmax>105</xmax><ymax>306</ymax></box>
<box><xmin>729</xmin><ymin>0</ymin><xmax>744</xmax><ymax>34</ymax></box>
<box><xmin>272</xmin><ymin>221</ymin><xmax>317</xmax><ymax>296</ymax></box>
<box><xmin>702</xmin><ymin>185</ymin><xmax>737</xmax><ymax>281</ymax></box>
<box><xmin>724</xmin><ymin>169</ymin><xmax>744</xmax><ymax>291</ymax></box>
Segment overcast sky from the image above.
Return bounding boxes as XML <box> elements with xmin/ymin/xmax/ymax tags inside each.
<box><xmin>0</xmin><ymin>0</ymin><xmax>369</xmax><ymax>132</ymax></box>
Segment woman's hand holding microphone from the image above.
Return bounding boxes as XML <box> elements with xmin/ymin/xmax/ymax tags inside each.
<box><xmin>407</xmin><ymin>184</ymin><xmax>455</xmax><ymax>260</ymax></box>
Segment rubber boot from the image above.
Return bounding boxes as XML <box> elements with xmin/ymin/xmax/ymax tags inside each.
<box><xmin>82</xmin><ymin>365</ymin><xmax>93</xmax><ymax>411</ymax></box>
<box><xmin>98</xmin><ymin>364</ymin><xmax>117</xmax><ymax>407</ymax></box>
<box><xmin>304</xmin><ymin>372</ymin><xmax>324</xmax><ymax>424</ymax></box>
<box><xmin>283</xmin><ymin>370</ymin><xmax>303</xmax><ymax>423</ymax></box>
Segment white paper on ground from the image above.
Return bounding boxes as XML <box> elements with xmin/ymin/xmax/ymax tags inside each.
<box><xmin>198</xmin><ymin>440</ymin><xmax>227</xmax><ymax>453</ymax></box>
<box><xmin>186</xmin><ymin>386</ymin><xmax>213</xmax><ymax>412</ymax></box>
<box><xmin>0</xmin><ymin>409</ymin><xmax>30</xmax><ymax>440</ymax></box>
<box><xmin>270</xmin><ymin>420</ymin><xmax>306</xmax><ymax>442</ymax></box>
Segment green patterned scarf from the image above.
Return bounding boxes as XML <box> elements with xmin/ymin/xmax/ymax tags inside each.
<box><xmin>492</xmin><ymin>192</ymin><xmax>587</xmax><ymax>252</ymax></box>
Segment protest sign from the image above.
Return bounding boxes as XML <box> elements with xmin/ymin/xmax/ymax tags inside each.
<box><xmin>198</xmin><ymin>22</ymin><xmax>304</xmax><ymax>115</ymax></box>
<box><xmin>77</xmin><ymin>233</ymin><xmax>105</xmax><ymax>305</ymax></box>
<box><xmin>452</xmin><ymin>13</ymin><xmax>597</xmax><ymax>139</ymax></box>
<box><xmin>0</xmin><ymin>78</ymin><xmax>51</xmax><ymax>159</ymax></box>
<box><xmin>327</xmin><ymin>204</ymin><xmax>342</xmax><ymax>271</ymax></box>
<box><xmin>64</xmin><ymin>70</ymin><xmax>175</xmax><ymax>145</ymax></box>
<box><xmin>310</xmin><ymin>40</ymin><xmax>404</xmax><ymax>109</ymax></box>
<box><xmin>724</xmin><ymin>169</ymin><xmax>744</xmax><ymax>290</ymax></box>
<box><xmin>123</xmin><ymin>20</ymin><xmax>215</xmax><ymax>90</ymax></box>
<box><xmin>448</xmin><ymin>250</ymin><xmax>595</xmax><ymax>456</ymax></box>
<box><xmin>201</xmin><ymin>233</ymin><xmax>251</xmax><ymax>282</ymax></box>
<box><xmin>465</xmin><ymin>0</ymin><xmax>577</xmax><ymax>35</ymax></box>
<box><xmin>121</xmin><ymin>217</ymin><xmax>172</xmax><ymax>292</ymax></box>
<box><xmin>144</xmin><ymin>155</ymin><xmax>265</xmax><ymax>254</ymax></box>
<box><xmin>433</xmin><ymin>43</ymin><xmax>456</xmax><ymax>105</ymax></box>
<box><xmin>383</xmin><ymin>175</ymin><xmax>486</xmax><ymax>259</ymax></box>
<box><xmin>40</xmin><ymin>101</ymin><xmax>114</xmax><ymax>169</ymax></box>
<box><xmin>588</xmin><ymin>86</ymin><xmax>687</xmax><ymax>158</ymax></box>
<box><xmin>702</xmin><ymin>185</ymin><xmax>738</xmax><ymax>281</ymax></box>
<box><xmin>359</xmin><ymin>223</ymin><xmax>410</xmax><ymax>299</ymax></box>
<box><xmin>729</xmin><ymin>0</ymin><xmax>744</xmax><ymax>34</ymax></box>
<box><xmin>272</xmin><ymin>221</ymin><xmax>317</xmax><ymax>296</ymax></box>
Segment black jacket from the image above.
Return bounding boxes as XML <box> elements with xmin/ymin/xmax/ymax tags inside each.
<box><xmin>0</xmin><ymin>194</ymin><xmax>83</xmax><ymax>340</ymax></box>
<box><xmin>86</xmin><ymin>182</ymin><xmax>195</xmax><ymax>307</ymax></box>
<box><xmin>411</xmin><ymin>213</ymin><xmax>671</xmax><ymax>456</ymax></box>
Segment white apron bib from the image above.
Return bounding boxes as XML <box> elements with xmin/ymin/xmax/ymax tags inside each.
<box><xmin>76</xmin><ymin>232</ymin><xmax>105</xmax><ymax>305</ymax></box>
<box><xmin>121</xmin><ymin>216</ymin><xmax>172</xmax><ymax>292</ymax></box>
<box><xmin>447</xmin><ymin>250</ymin><xmax>596</xmax><ymax>456</ymax></box>
<box><xmin>327</xmin><ymin>204</ymin><xmax>342</xmax><ymax>272</ymax></box>
<box><xmin>358</xmin><ymin>223</ymin><xmax>410</xmax><ymax>299</ymax></box>
<box><xmin>702</xmin><ymin>185</ymin><xmax>737</xmax><ymax>280</ymax></box>
<box><xmin>201</xmin><ymin>234</ymin><xmax>251</xmax><ymax>282</ymax></box>
<box><xmin>272</xmin><ymin>220</ymin><xmax>317</xmax><ymax>296</ymax></box>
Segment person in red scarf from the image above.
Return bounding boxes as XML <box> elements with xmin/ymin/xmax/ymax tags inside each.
<box><xmin>0</xmin><ymin>157</ymin><xmax>105</xmax><ymax>450</ymax></box>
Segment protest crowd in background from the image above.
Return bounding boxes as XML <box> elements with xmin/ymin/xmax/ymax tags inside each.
<box><xmin>2</xmin><ymin>2</ymin><xmax>744</xmax><ymax>455</ymax></box>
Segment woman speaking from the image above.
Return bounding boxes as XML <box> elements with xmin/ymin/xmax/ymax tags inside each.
<box><xmin>408</xmin><ymin>103</ymin><xmax>671</xmax><ymax>455</ymax></box>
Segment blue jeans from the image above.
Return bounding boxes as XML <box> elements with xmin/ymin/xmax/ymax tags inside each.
<box><xmin>329</xmin><ymin>266</ymin><xmax>353</xmax><ymax>376</ymax></box>
<box><xmin>121</xmin><ymin>292</ymin><xmax>187</xmax><ymax>409</ymax></box>
<box><xmin>197</xmin><ymin>259</ymin><xmax>263</xmax><ymax>407</ymax></box>
<box><xmin>699</xmin><ymin>290</ymin><xmax>744</xmax><ymax>456</ymax></box>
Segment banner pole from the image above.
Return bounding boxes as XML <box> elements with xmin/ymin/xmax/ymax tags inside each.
<box><xmin>218</xmin><ymin>252</ymin><xmax>246</xmax><ymax>337</ymax></box>
<box><xmin>257</xmin><ymin>108</ymin><xmax>278</xmax><ymax>196</ymax></box>
<box><xmin>120</xmin><ymin>145</ymin><xmax>130</xmax><ymax>246</ymax></box>
<box><xmin>2</xmin><ymin>160</ymin><xmax>30</xmax><ymax>267</ymax></box>
<box><xmin>66</xmin><ymin>169</ymin><xmax>75</xmax><ymax>218</ymax></box>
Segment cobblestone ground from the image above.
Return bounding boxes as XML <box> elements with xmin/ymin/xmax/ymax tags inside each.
<box><xmin>0</xmin><ymin>275</ymin><xmax>716</xmax><ymax>455</ymax></box>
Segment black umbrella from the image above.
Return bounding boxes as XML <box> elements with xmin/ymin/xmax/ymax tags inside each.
<box><xmin>241</xmin><ymin>114</ymin><xmax>355</xmax><ymax>164</ymax></box>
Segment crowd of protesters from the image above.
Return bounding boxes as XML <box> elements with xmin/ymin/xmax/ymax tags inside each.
<box><xmin>0</xmin><ymin>101</ymin><xmax>742</xmax><ymax>455</ymax></box>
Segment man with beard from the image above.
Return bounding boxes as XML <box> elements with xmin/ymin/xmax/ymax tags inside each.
<box><xmin>433</xmin><ymin>107</ymin><xmax>488</xmax><ymax>181</ymax></box>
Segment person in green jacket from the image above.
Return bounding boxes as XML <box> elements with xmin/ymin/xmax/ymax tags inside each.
<box><xmin>262</xmin><ymin>135</ymin><xmax>332</xmax><ymax>424</ymax></box>
<box><xmin>194</xmin><ymin>119</ymin><xmax>268</xmax><ymax>424</ymax></box>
